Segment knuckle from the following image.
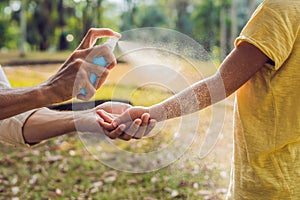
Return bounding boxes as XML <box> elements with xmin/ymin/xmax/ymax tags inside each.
<box><xmin>124</xmin><ymin>137</ymin><xmax>131</xmax><ymax>141</ymax></box>
<box><xmin>101</xmin><ymin>28</ymin><xmax>113</xmax><ymax>35</ymax></box>
<box><xmin>71</xmin><ymin>51</ymin><xmax>82</xmax><ymax>59</ymax></box>
<box><xmin>108</xmin><ymin>134</ymin><xmax>117</xmax><ymax>139</ymax></box>
<box><xmin>87</xmin><ymin>28</ymin><xmax>95</xmax><ymax>35</ymax></box>
<box><xmin>74</xmin><ymin>58</ymin><xmax>84</xmax><ymax>65</ymax></box>
<box><xmin>102</xmin><ymin>69</ymin><xmax>109</xmax><ymax>77</ymax></box>
<box><xmin>112</xmin><ymin>130</ymin><xmax>121</xmax><ymax>137</ymax></box>
<box><xmin>124</xmin><ymin>134</ymin><xmax>132</xmax><ymax>141</ymax></box>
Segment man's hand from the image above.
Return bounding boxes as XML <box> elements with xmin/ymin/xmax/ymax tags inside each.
<box><xmin>43</xmin><ymin>28</ymin><xmax>121</xmax><ymax>103</ymax></box>
<box><xmin>97</xmin><ymin>106</ymin><xmax>156</xmax><ymax>141</ymax></box>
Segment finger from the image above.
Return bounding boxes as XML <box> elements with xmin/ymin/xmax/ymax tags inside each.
<box><xmin>83</xmin><ymin>62</ymin><xmax>109</xmax><ymax>89</ymax></box>
<box><xmin>104</xmin><ymin>54</ymin><xmax>117</xmax><ymax>70</ymax></box>
<box><xmin>105</xmin><ymin>124</ymin><xmax>126</xmax><ymax>139</ymax></box>
<box><xmin>96</xmin><ymin>110</ymin><xmax>114</xmax><ymax>124</ymax></box>
<box><xmin>140</xmin><ymin>113</ymin><xmax>150</xmax><ymax>126</ymax></box>
<box><xmin>124</xmin><ymin>119</ymin><xmax>142</xmax><ymax>139</ymax></box>
<box><xmin>94</xmin><ymin>68</ymin><xmax>109</xmax><ymax>90</ymax></box>
<box><xmin>85</xmin><ymin>45</ymin><xmax>116</xmax><ymax>69</ymax></box>
<box><xmin>133</xmin><ymin>113</ymin><xmax>150</xmax><ymax>139</ymax></box>
<box><xmin>98</xmin><ymin>119</ymin><xmax>115</xmax><ymax>131</ymax></box>
<box><xmin>144</xmin><ymin>119</ymin><xmax>157</xmax><ymax>137</ymax></box>
<box><xmin>77</xmin><ymin>28</ymin><xmax>121</xmax><ymax>50</ymax></box>
<box><xmin>112</xmin><ymin>111</ymin><xmax>133</xmax><ymax>127</ymax></box>
<box><xmin>118</xmin><ymin>133</ymin><xmax>133</xmax><ymax>141</ymax></box>
<box><xmin>72</xmin><ymin>60</ymin><xmax>97</xmax><ymax>100</ymax></box>
<box><xmin>76</xmin><ymin>80</ymin><xmax>96</xmax><ymax>101</ymax></box>
<box><xmin>78</xmin><ymin>45</ymin><xmax>115</xmax><ymax>90</ymax></box>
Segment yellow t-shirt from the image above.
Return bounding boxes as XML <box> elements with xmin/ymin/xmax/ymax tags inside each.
<box><xmin>228</xmin><ymin>0</ymin><xmax>300</xmax><ymax>199</ymax></box>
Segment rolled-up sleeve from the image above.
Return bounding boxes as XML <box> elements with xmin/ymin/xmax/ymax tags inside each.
<box><xmin>0</xmin><ymin>110</ymin><xmax>39</xmax><ymax>148</ymax></box>
<box><xmin>0</xmin><ymin>66</ymin><xmax>41</xmax><ymax>148</ymax></box>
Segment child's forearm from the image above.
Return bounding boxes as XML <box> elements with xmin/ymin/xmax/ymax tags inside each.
<box><xmin>149</xmin><ymin>42</ymin><xmax>269</xmax><ymax>122</ymax></box>
<box><xmin>149</xmin><ymin>74</ymin><xmax>225</xmax><ymax>121</ymax></box>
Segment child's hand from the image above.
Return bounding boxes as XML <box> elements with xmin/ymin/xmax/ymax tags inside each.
<box><xmin>96</xmin><ymin>106</ymin><xmax>156</xmax><ymax>140</ymax></box>
<box><xmin>112</xmin><ymin>106</ymin><xmax>150</xmax><ymax>125</ymax></box>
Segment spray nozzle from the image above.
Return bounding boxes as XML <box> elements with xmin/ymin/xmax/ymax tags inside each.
<box><xmin>104</xmin><ymin>36</ymin><xmax>119</xmax><ymax>52</ymax></box>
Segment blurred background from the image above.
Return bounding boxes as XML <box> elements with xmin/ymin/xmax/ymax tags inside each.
<box><xmin>0</xmin><ymin>0</ymin><xmax>261</xmax><ymax>60</ymax></box>
<box><xmin>0</xmin><ymin>1</ymin><xmax>263</xmax><ymax>200</ymax></box>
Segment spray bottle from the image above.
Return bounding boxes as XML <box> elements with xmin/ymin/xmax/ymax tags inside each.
<box><xmin>80</xmin><ymin>37</ymin><xmax>119</xmax><ymax>96</ymax></box>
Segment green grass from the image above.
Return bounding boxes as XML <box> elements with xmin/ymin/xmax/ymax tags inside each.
<box><xmin>0</xmin><ymin>62</ymin><xmax>232</xmax><ymax>200</ymax></box>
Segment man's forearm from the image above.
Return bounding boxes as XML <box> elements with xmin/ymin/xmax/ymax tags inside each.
<box><xmin>23</xmin><ymin>107</ymin><xmax>104</xmax><ymax>145</ymax></box>
<box><xmin>0</xmin><ymin>85</ymin><xmax>53</xmax><ymax>120</ymax></box>
<box><xmin>22</xmin><ymin>108</ymin><xmax>76</xmax><ymax>144</ymax></box>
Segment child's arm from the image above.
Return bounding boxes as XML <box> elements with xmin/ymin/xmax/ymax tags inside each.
<box><xmin>114</xmin><ymin>42</ymin><xmax>270</xmax><ymax>124</ymax></box>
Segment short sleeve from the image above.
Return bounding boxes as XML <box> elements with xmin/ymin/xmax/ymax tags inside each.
<box><xmin>235</xmin><ymin>0</ymin><xmax>300</xmax><ymax>70</ymax></box>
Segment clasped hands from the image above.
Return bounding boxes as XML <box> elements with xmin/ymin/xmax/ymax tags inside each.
<box><xmin>96</xmin><ymin>103</ymin><xmax>156</xmax><ymax>141</ymax></box>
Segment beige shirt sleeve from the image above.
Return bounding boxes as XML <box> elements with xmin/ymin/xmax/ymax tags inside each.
<box><xmin>0</xmin><ymin>66</ymin><xmax>41</xmax><ymax>148</ymax></box>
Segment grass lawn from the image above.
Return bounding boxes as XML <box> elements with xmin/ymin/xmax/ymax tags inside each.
<box><xmin>0</xmin><ymin>52</ymin><xmax>234</xmax><ymax>200</ymax></box>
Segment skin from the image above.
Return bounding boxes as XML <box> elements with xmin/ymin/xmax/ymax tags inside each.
<box><xmin>0</xmin><ymin>28</ymin><xmax>121</xmax><ymax>120</ymax></box>
<box><xmin>98</xmin><ymin>109</ymin><xmax>156</xmax><ymax>141</ymax></box>
<box><xmin>23</xmin><ymin>102</ymin><xmax>154</xmax><ymax>145</ymax></box>
<box><xmin>98</xmin><ymin>42</ymin><xmax>270</xmax><ymax>140</ymax></box>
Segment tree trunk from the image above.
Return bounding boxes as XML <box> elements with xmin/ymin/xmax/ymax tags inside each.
<box><xmin>58</xmin><ymin>0</ymin><xmax>64</xmax><ymax>26</ymax></box>
<box><xmin>230</xmin><ymin>0</ymin><xmax>238</xmax><ymax>49</ymax></box>
<box><xmin>175</xmin><ymin>0</ymin><xmax>191</xmax><ymax>35</ymax></box>
<box><xmin>20</xmin><ymin>0</ymin><xmax>27</xmax><ymax>57</ymax></box>
<box><xmin>95</xmin><ymin>0</ymin><xmax>103</xmax><ymax>27</ymax></box>
<box><xmin>220</xmin><ymin>5</ymin><xmax>227</xmax><ymax>60</ymax></box>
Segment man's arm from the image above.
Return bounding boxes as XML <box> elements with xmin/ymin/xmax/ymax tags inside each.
<box><xmin>0</xmin><ymin>86</ymin><xmax>52</xmax><ymax>120</ymax></box>
<box><xmin>0</xmin><ymin>28</ymin><xmax>121</xmax><ymax>120</ymax></box>
<box><xmin>114</xmin><ymin>42</ymin><xmax>270</xmax><ymax>124</ymax></box>
<box><xmin>22</xmin><ymin>102</ymin><xmax>152</xmax><ymax>145</ymax></box>
<box><xmin>22</xmin><ymin>108</ymin><xmax>97</xmax><ymax>144</ymax></box>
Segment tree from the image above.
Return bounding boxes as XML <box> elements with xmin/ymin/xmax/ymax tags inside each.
<box><xmin>191</xmin><ymin>0</ymin><xmax>220</xmax><ymax>52</ymax></box>
<box><xmin>230</xmin><ymin>0</ymin><xmax>238</xmax><ymax>49</ymax></box>
<box><xmin>138</xmin><ymin>5</ymin><xmax>167</xmax><ymax>28</ymax></box>
<box><xmin>20</xmin><ymin>0</ymin><xmax>26</xmax><ymax>56</ymax></box>
<box><xmin>26</xmin><ymin>0</ymin><xmax>57</xmax><ymax>51</ymax></box>
<box><xmin>120</xmin><ymin>0</ymin><xmax>138</xmax><ymax>31</ymax></box>
<box><xmin>175</xmin><ymin>0</ymin><xmax>192</xmax><ymax>36</ymax></box>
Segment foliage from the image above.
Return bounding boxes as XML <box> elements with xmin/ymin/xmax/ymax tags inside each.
<box><xmin>0</xmin><ymin>0</ymin><xmax>263</xmax><ymax>59</ymax></box>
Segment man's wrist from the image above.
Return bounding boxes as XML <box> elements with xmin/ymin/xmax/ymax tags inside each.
<box><xmin>37</xmin><ymin>84</ymin><xmax>60</xmax><ymax>106</ymax></box>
